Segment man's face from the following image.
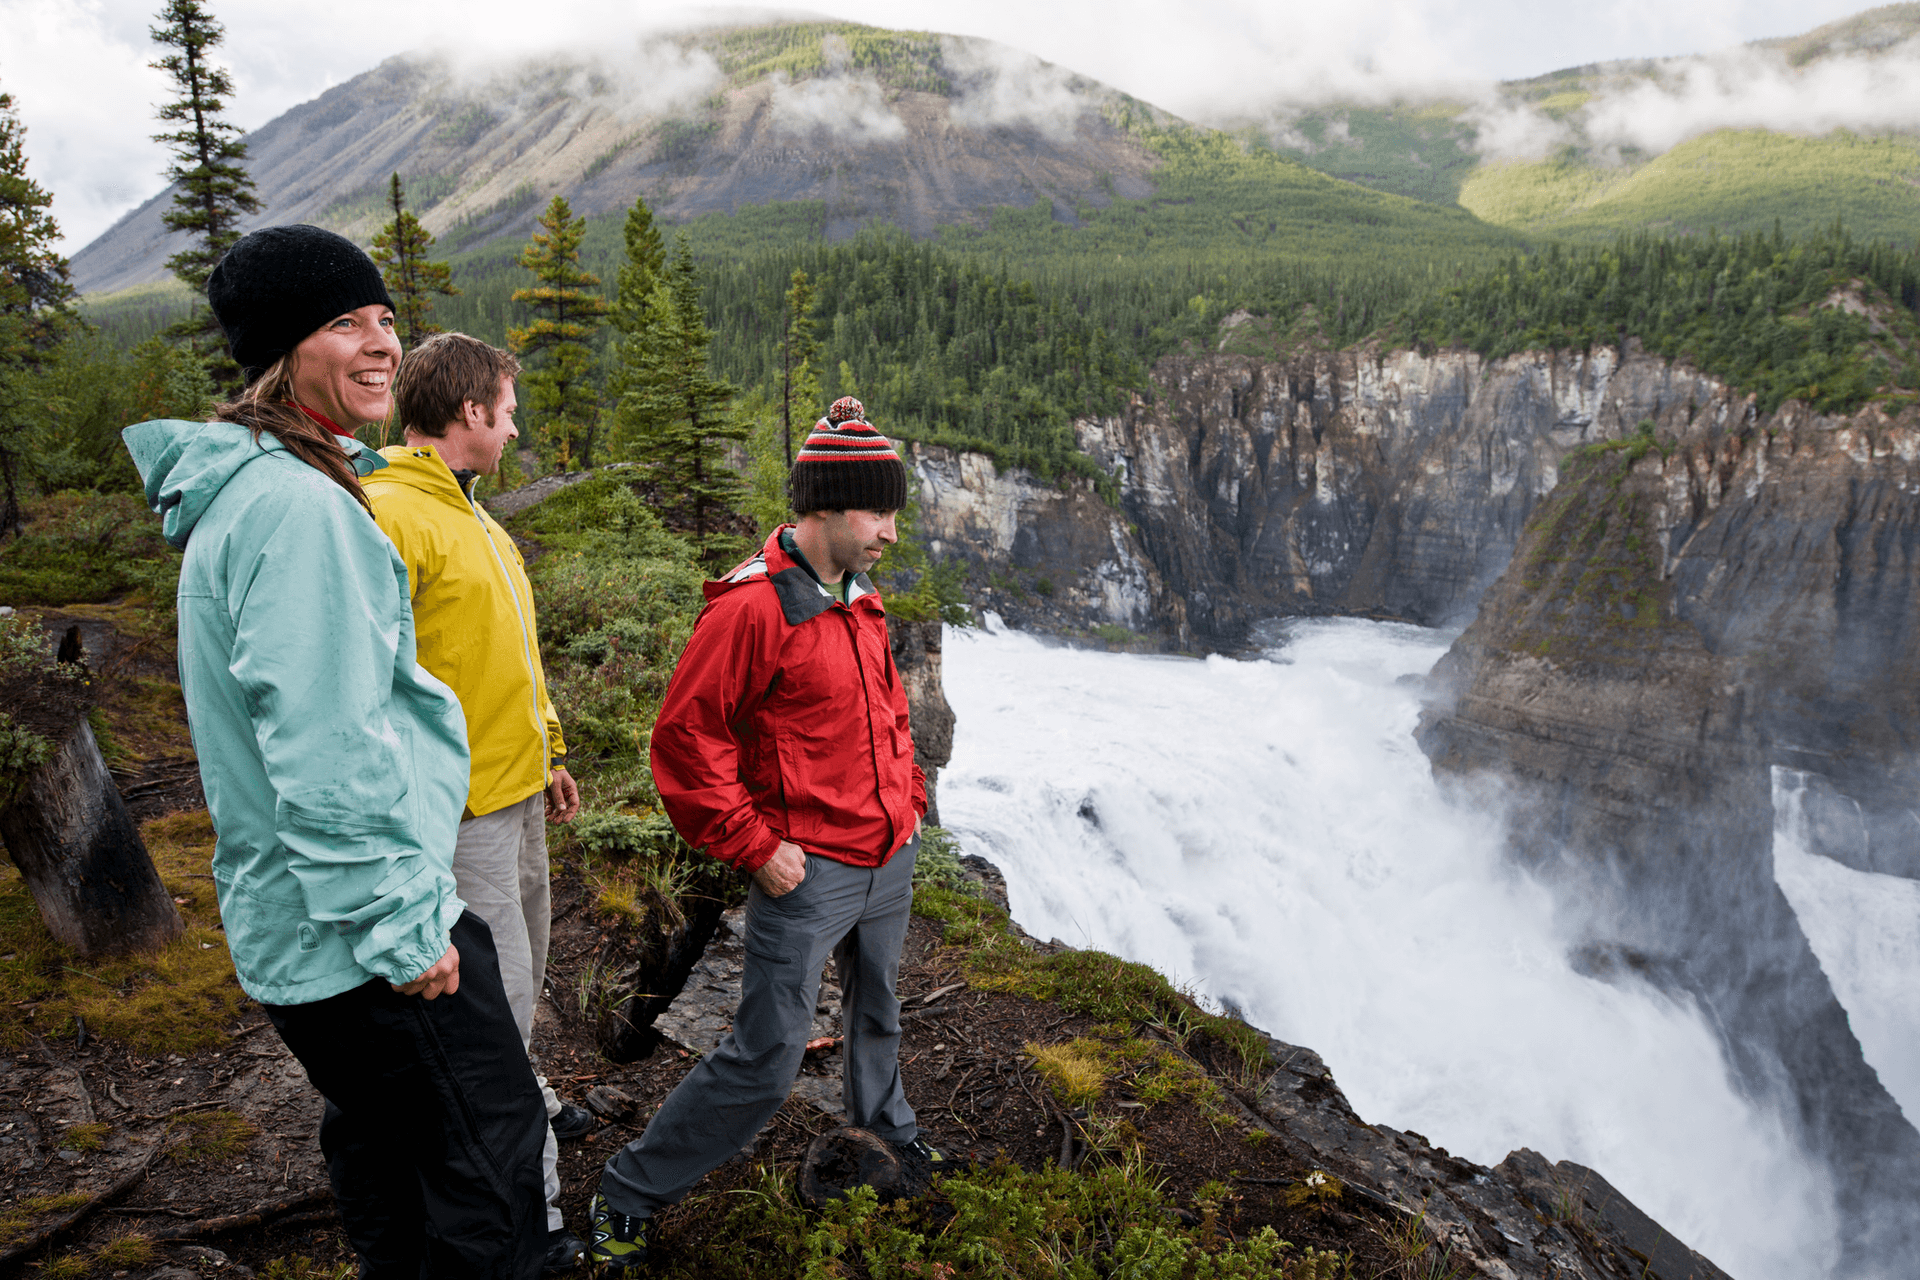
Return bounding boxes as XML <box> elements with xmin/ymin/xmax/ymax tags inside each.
<box><xmin>817</xmin><ymin>508</ymin><xmax>898</xmax><ymax>580</ymax></box>
<box><xmin>465</xmin><ymin>376</ymin><xmax>519</xmax><ymax>475</ymax></box>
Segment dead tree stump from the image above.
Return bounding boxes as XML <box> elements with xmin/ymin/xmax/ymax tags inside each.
<box><xmin>0</xmin><ymin>715</ymin><xmax>183</xmax><ymax>957</ymax></box>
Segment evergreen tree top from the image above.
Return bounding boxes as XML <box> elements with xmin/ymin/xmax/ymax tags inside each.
<box><xmin>0</xmin><ymin>90</ymin><xmax>74</xmax><ymax>326</ymax></box>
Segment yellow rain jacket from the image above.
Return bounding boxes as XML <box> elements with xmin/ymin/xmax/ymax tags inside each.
<box><xmin>364</xmin><ymin>445</ymin><xmax>565</xmax><ymax>818</ymax></box>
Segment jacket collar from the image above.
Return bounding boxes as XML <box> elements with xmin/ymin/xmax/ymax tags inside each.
<box><xmin>748</xmin><ymin>526</ymin><xmax>881</xmax><ymax>626</ymax></box>
<box><xmin>372</xmin><ymin>443</ymin><xmax>478</xmax><ymax>504</ymax></box>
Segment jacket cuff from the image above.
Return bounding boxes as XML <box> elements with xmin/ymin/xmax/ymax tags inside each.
<box><xmin>731</xmin><ymin>828</ymin><xmax>786</xmax><ymax>876</ymax></box>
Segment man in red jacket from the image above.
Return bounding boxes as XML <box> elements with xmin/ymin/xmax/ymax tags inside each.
<box><xmin>588</xmin><ymin>400</ymin><xmax>932</xmax><ymax>1270</ymax></box>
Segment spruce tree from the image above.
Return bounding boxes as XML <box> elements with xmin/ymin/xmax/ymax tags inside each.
<box><xmin>0</xmin><ymin>88</ymin><xmax>76</xmax><ymax>537</ymax></box>
<box><xmin>610</xmin><ymin>234</ymin><xmax>743</xmax><ymax>550</ymax></box>
<box><xmin>602</xmin><ymin>195</ymin><xmax>665</xmax><ymax>458</ymax></box>
<box><xmin>779</xmin><ymin>268</ymin><xmax>820</xmax><ymax>467</ymax></box>
<box><xmin>150</xmin><ymin>0</ymin><xmax>260</xmax><ymax>383</ymax></box>
<box><xmin>508</xmin><ymin>195</ymin><xmax>608</xmax><ymax>470</ymax></box>
<box><xmin>370</xmin><ymin>173</ymin><xmax>459</xmax><ymax>348</ymax></box>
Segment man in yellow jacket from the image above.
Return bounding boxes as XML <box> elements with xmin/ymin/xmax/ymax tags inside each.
<box><xmin>364</xmin><ymin>333</ymin><xmax>589</xmax><ymax>1276</ymax></box>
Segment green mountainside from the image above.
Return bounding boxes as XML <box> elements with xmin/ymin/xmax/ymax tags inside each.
<box><xmin>1262</xmin><ymin>6</ymin><xmax>1920</xmax><ymax>244</ymax></box>
<box><xmin>1459</xmin><ymin>130</ymin><xmax>1920</xmax><ymax>242</ymax></box>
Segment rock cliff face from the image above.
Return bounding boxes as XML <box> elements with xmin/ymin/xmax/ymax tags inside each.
<box><xmin>1416</xmin><ymin>401</ymin><xmax>1920</xmax><ymax>1277</ymax></box>
<box><xmin>916</xmin><ymin>344</ymin><xmax>1736</xmax><ymax>649</ymax></box>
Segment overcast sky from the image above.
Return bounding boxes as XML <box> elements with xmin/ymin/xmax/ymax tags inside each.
<box><xmin>0</xmin><ymin>0</ymin><xmax>1875</xmax><ymax>256</ymax></box>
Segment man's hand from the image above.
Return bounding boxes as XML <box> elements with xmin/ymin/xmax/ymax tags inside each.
<box><xmin>546</xmin><ymin>766</ymin><xmax>580</xmax><ymax>824</ymax></box>
<box><xmin>393</xmin><ymin>945</ymin><xmax>460</xmax><ymax>999</ymax></box>
<box><xmin>751</xmin><ymin>841</ymin><xmax>807</xmax><ymax>898</ymax></box>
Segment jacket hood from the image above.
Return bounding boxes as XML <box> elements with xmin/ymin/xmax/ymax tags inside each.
<box><xmin>368</xmin><ymin>444</ymin><xmax>471</xmax><ymax>504</ymax></box>
<box><xmin>122</xmin><ymin>418</ymin><xmax>386</xmax><ymax>549</ymax></box>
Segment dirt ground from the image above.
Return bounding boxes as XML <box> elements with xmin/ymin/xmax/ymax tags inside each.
<box><xmin>0</xmin><ymin>845</ymin><xmax>1400</xmax><ymax>1278</ymax></box>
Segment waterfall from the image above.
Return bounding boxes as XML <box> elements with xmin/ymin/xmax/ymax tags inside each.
<box><xmin>1771</xmin><ymin>767</ymin><xmax>1920</xmax><ymax>1127</ymax></box>
<box><xmin>939</xmin><ymin>617</ymin><xmax>1839</xmax><ymax>1280</ymax></box>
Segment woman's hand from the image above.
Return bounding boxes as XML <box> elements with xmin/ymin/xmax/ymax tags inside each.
<box><xmin>393</xmin><ymin>945</ymin><xmax>460</xmax><ymax>999</ymax></box>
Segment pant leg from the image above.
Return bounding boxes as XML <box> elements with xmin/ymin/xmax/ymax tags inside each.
<box><xmin>599</xmin><ymin>854</ymin><xmax>867</xmax><ymax>1218</ymax></box>
<box><xmin>838</xmin><ymin>835</ymin><xmax>920</xmax><ymax>1141</ymax></box>
<box><xmin>313</xmin><ymin>1095</ymin><xmax>425</xmax><ymax>1278</ymax></box>
<box><xmin>266</xmin><ymin>912</ymin><xmax>549</xmax><ymax>1280</ymax></box>
<box><xmin>453</xmin><ymin>797</ymin><xmax>542</xmax><ymax>1044</ymax></box>
<box><xmin>456</xmin><ymin>795</ymin><xmax>564</xmax><ymax>1228</ymax></box>
<box><xmin>517</xmin><ymin>797</ymin><xmax>552</xmax><ymax>1025</ymax></box>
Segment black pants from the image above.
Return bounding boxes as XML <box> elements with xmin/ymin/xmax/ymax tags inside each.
<box><xmin>266</xmin><ymin>911</ymin><xmax>548</xmax><ymax>1280</ymax></box>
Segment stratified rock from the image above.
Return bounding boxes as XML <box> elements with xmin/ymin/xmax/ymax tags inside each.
<box><xmin>1417</xmin><ymin>400</ymin><xmax>1920</xmax><ymax>1272</ymax></box>
<box><xmin>914</xmin><ymin>343</ymin><xmax>1741</xmax><ymax>648</ymax></box>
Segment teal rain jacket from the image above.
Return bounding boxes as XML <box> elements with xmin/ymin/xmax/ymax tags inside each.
<box><xmin>122</xmin><ymin>419</ymin><xmax>470</xmax><ymax>1006</ymax></box>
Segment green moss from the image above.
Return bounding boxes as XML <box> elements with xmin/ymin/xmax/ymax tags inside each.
<box><xmin>61</xmin><ymin>1122</ymin><xmax>109</xmax><ymax>1152</ymax></box>
<box><xmin>168</xmin><ymin>1108</ymin><xmax>257</xmax><ymax>1164</ymax></box>
<box><xmin>0</xmin><ymin>809</ymin><xmax>246</xmax><ymax>1053</ymax></box>
<box><xmin>0</xmin><ymin>1193</ymin><xmax>90</xmax><ymax>1246</ymax></box>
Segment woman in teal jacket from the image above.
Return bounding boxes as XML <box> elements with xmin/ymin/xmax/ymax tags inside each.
<box><xmin>122</xmin><ymin>226</ymin><xmax>548</xmax><ymax>1280</ymax></box>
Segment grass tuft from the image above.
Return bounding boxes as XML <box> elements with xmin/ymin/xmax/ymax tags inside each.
<box><xmin>1026</xmin><ymin>1038</ymin><xmax>1109</xmax><ymax>1108</ymax></box>
<box><xmin>94</xmin><ymin>1231</ymin><xmax>156</xmax><ymax>1267</ymax></box>
<box><xmin>60</xmin><ymin>1122</ymin><xmax>109</xmax><ymax>1151</ymax></box>
<box><xmin>168</xmin><ymin>1108</ymin><xmax>257</xmax><ymax>1164</ymax></box>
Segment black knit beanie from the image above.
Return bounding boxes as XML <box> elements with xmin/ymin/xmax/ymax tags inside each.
<box><xmin>789</xmin><ymin>398</ymin><xmax>908</xmax><ymax>513</ymax></box>
<box><xmin>207</xmin><ymin>225</ymin><xmax>395</xmax><ymax>385</ymax></box>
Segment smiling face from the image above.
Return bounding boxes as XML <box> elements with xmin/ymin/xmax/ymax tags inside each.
<box><xmin>287</xmin><ymin>303</ymin><xmax>402</xmax><ymax>427</ymax></box>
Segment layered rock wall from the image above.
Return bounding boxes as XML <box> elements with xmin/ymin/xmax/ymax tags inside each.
<box><xmin>1417</xmin><ymin>400</ymin><xmax>1920</xmax><ymax>1276</ymax></box>
<box><xmin>916</xmin><ymin>344</ymin><xmax>1737</xmax><ymax>648</ymax></box>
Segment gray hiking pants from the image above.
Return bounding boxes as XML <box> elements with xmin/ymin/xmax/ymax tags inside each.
<box><xmin>454</xmin><ymin>792</ymin><xmax>564</xmax><ymax>1231</ymax></box>
<box><xmin>600</xmin><ymin>836</ymin><xmax>921</xmax><ymax>1218</ymax></box>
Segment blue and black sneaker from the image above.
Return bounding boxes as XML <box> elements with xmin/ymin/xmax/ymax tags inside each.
<box><xmin>586</xmin><ymin>1192</ymin><xmax>649</xmax><ymax>1272</ymax></box>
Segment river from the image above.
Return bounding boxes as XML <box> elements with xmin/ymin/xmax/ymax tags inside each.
<box><xmin>938</xmin><ymin>616</ymin><xmax>1845</xmax><ymax>1280</ymax></box>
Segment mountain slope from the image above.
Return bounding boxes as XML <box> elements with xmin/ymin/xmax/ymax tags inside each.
<box><xmin>1459</xmin><ymin>129</ymin><xmax>1920</xmax><ymax>241</ymax></box>
<box><xmin>71</xmin><ymin>22</ymin><xmax>1518</xmax><ymax>298</ymax></box>
<box><xmin>1256</xmin><ymin>5</ymin><xmax>1920</xmax><ymax>244</ymax></box>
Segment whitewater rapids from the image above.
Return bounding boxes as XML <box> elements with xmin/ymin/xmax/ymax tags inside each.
<box><xmin>938</xmin><ymin>617</ymin><xmax>1837</xmax><ymax>1280</ymax></box>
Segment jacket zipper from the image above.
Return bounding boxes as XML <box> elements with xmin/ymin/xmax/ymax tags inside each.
<box><xmin>468</xmin><ymin>487</ymin><xmax>551</xmax><ymax>769</ymax></box>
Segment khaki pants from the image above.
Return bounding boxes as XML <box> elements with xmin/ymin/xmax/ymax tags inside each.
<box><xmin>455</xmin><ymin>792</ymin><xmax>564</xmax><ymax>1231</ymax></box>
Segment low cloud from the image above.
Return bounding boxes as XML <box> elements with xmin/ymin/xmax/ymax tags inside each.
<box><xmin>943</xmin><ymin>37</ymin><xmax>1091</xmax><ymax>142</ymax></box>
<box><xmin>429</xmin><ymin>37</ymin><xmax>724</xmax><ymax>127</ymax></box>
<box><xmin>1580</xmin><ymin>40</ymin><xmax>1920</xmax><ymax>155</ymax></box>
<box><xmin>766</xmin><ymin>69</ymin><xmax>906</xmax><ymax>142</ymax></box>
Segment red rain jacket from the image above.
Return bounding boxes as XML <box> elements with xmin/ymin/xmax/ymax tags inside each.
<box><xmin>650</xmin><ymin>526</ymin><xmax>927</xmax><ymax>874</ymax></box>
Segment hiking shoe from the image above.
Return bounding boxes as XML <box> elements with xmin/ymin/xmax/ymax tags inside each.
<box><xmin>551</xmin><ymin>1102</ymin><xmax>598</xmax><ymax>1143</ymax></box>
<box><xmin>892</xmin><ymin>1134</ymin><xmax>945</xmax><ymax>1175</ymax></box>
<box><xmin>587</xmin><ymin>1192</ymin><xmax>649</xmax><ymax>1271</ymax></box>
<box><xmin>543</xmin><ymin>1227</ymin><xmax>586</xmax><ymax>1275</ymax></box>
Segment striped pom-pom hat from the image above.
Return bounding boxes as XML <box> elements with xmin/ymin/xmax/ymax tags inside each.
<box><xmin>790</xmin><ymin>397</ymin><xmax>908</xmax><ymax>513</ymax></box>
